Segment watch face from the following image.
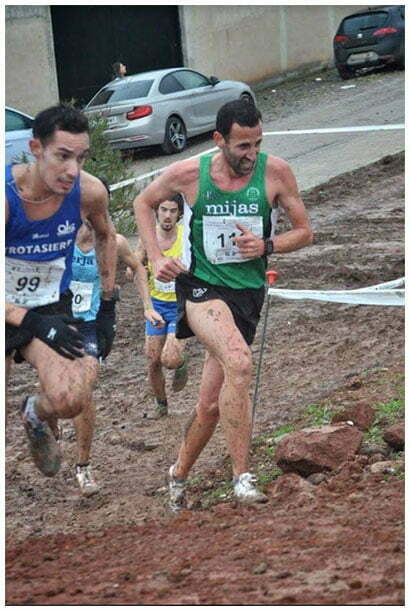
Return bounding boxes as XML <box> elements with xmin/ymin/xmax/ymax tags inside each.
<box><xmin>265</xmin><ymin>239</ymin><xmax>274</xmax><ymax>255</ymax></box>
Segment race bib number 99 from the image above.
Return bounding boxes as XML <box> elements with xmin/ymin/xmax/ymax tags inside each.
<box><xmin>6</xmin><ymin>256</ymin><xmax>66</xmax><ymax>308</ymax></box>
<box><xmin>203</xmin><ymin>215</ymin><xmax>263</xmax><ymax>264</ymax></box>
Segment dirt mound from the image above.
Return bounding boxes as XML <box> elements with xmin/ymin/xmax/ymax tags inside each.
<box><xmin>6</xmin><ymin>153</ymin><xmax>404</xmax><ymax>605</ymax></box>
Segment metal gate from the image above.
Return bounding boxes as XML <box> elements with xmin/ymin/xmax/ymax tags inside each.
<box><xmin>51</xmin><ymin>6</ymin><xmax>182</xmax><ymax>106</ymax></box>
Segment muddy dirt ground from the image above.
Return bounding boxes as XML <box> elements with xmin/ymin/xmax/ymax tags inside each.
<box><xmin>5</xmin><ymin>152</ymin><xmax>404</xmax><ymax>605</ymax></box>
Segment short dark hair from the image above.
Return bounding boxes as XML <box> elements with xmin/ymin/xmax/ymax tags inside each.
<box><xmin>216</xmin><ymin>99</ymin><xmax>262</xmax><ymax>139</ymax></box>
<box><xmin>32</xmin><ymin>104</ymin><xmax>89</xmax><ymax>145</ymax></box>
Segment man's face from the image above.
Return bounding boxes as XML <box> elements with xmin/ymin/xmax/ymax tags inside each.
<box><xmin>30</xmin><ymin>129</ymin><xmax>90</xmax><ymax>195</ymax></box>
<box><xmin>216</xmin><ymin>121</ymin><xmax>263</xmax><ymax>176</ymax></box>
<box><xmin>157</xmin><ymin>200</ymin><xmax>180</xmax><ymax>232</ymax></box>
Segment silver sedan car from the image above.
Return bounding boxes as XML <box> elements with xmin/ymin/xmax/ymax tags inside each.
<box><xmin>84</xmin><ymin>67</ymin><xmax>256</xmax><ymax>154</ymax></box>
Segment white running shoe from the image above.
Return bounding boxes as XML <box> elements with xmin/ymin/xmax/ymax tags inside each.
<box><xmin>233</xmin><ymin>472</ymin><xmax>268</xmax><ymax>504</ymax></box>
<box><xmin>167</xmin><ymin>464</ymin><xmax>186</xmax><ymax>512</ymax></box>
<box><xmin>75</xmin><ymin>464</ymin><xmax>99</xmax><ymax>497</ymax></box>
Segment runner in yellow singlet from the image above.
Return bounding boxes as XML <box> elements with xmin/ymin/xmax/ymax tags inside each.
<box><xmin>131</xmin><ymin>194</ymin><xmax>188</xmax><ymax>419</ymax></box>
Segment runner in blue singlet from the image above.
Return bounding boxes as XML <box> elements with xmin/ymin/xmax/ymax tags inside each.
<box><xmin>6</xmin><ymin>104</ymin><xmax>118</xmax><ymax>480</ymax></box>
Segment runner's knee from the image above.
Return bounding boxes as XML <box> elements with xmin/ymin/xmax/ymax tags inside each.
<box><xmin>197</xmin><ymin>398</ymin><xmax>219</xmax><ymax>423</ymax></box>
<box><xmin>161</xmin><ymin>349</ymin><xmax>182</xmax><ymax>370</ymax></box>
<box><xmin>224</xmin><ymin>347</ymin><xmax>252</xmax><ymax>384</ymax></box>
<box><xmin>44</xmin><ymin>388</ymin><xmax>92</xmax><ymax>419</ymax></box>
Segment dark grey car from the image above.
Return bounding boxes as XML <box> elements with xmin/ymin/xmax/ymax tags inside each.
<box><xmin>333</xmin><ymin>5</ymin><xmax>405</xmax><ymax>79</ymax></box>
<box><xmin>84</xmin><ymin>67</ymin><xmax>256</xmax><ymax>155</ymax></box>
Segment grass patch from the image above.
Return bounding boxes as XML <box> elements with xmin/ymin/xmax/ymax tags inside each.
<box><xmin>365</xmin><ymin>398</ymin><xmax>404</xmax><ymax>443</ymax></box>
<box><xmin>304</xmin><ymin>403</ymin><xmax>333</xmax><ymax>426</ymax></box>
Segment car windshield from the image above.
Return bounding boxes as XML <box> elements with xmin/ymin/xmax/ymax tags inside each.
<box><xmin>341</xmin><ymin>11</ymin><xmax>388</xmax><ymax>34</ymax></box>
<box><xmin>87</xmin><ymin>80</ymin><xmax>154</xmax><ymax>107</ymax></box>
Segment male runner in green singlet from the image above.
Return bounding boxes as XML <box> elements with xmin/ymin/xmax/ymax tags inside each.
<box><xmin>134</xmin><ymin>100</ymin><xmax>313</xmax><ymax>510</ymax></box>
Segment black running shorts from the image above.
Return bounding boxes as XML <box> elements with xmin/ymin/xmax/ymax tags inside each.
<box><xmin>175</xmin><ymin>273</ymin><xmax>265</xmax><ymax>346</ymax></box>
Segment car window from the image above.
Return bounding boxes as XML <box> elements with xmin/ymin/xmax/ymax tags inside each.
<box><xmin>6</xmin><ymin>109</ymin><xmax>33</xmax><ymax>132</ymax></box>
<box><xmin>340</xmin><ymin>11</ymin><xmax>388</xmax><ymax>34</ymax></box>
<box><xmin>88</xmin><ymin>80</ymin><xmax>154</xmax><ymax>107</ymax></box>
<box><xmin>340</xmin><ymin>11</ymin><xmax>388</xmax><ymax>36</ymax></box>
<box><xmin>173</xmin><ymin>70</ymin><xmax>210</xmax><ymax>90</ymax></box>
<box><xmin>159</xmin><ymin>74</ymin><xmax>184</xmax><ymax>95</ymax></box>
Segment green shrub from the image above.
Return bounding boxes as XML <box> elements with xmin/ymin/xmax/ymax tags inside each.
<box><xmin>84</xmin><ymin>115</ymin><xmax>137</xmax><ymax>234</ymax></box>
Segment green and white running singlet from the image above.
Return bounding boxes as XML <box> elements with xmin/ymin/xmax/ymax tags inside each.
<box><xmin>182</xmin><ymin>152</ymin><xmax>278</xmax><ymax>289</ymax></box>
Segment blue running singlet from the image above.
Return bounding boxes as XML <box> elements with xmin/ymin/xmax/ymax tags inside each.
<box><xmin>5</xmin><ymin>164</ymin><xmax>83</xmax><ymax>309</ymax></box>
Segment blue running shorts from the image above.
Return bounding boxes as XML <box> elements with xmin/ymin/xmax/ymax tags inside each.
<box><xmin>146</xmin><ymin>297</ymin><xmax>177</xmax><ymax>336</ymax></box>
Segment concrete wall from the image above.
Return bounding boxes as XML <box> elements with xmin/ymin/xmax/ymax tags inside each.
<box><xmin>179</xmin><ymin>5</ymin><xmax>368</xmax><ymax>84</ymax></box>
<box><xmin>6</xmin><ymin>5</ymin><xmax>368</xmax><ymax>115</ymax></box>
<box><xmin>5</xmin><ymin>5</ymin><xmax>59</xmax><ymax>115</ymax></box>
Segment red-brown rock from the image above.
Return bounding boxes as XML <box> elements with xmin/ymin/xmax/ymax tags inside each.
<box><xmin>383</xmin><ymin>422</ymin><xmax>405</xmax><ymax>450</ymax></box>
<box><xmin>331</xmin><ymin>401</ymin><xmax>376</xmax><ymax>431</ymax></box>
<box><xmin>275</xmin><ymin>423</ymin><xmax>363</xmax><ymax>476</ymax></box>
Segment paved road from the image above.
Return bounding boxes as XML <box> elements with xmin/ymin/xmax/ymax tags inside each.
<box><xmin>124</xmin><ymin>70</ymin><xmax>404</xmax><ymax>193</ymax></box>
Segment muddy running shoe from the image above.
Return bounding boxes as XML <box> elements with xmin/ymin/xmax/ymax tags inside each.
<box><xmin>233</xmin><ymin>472</ymin><xmax>268</xmax><ymax>504</ymax></box>
<box><xmin>48</xmin><ymin>414</ymin><xmax>61</xmax><ymax>440</ymax></box>
<box><xmin>172</xmin><ymin>354</ymin><xmax>188</xmax><ymax>392</ymax></box>
<box><xmin>21</xmin><ymin>397</ymin><xmax>62</xmax><ymax>477</ymax></box>
<box><xmin>75</xmin><ymin>464</ymin><xmax>99</xmax><ymax>497</ymax></box>
<box><xmin>167</xmin><ymin>464</ymin><xmax>186</xmax><ymax>512</ymax></box>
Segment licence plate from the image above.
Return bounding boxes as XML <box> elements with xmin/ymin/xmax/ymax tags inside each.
<box><xmin>347</xmin><ymin>51</ymin><xmax>378</xmax><ymax>65</ymax></box>
<box><xmin>107</xmin><ymin>116</ymin><xmax>119</xmax><ymax>126</ymax></box>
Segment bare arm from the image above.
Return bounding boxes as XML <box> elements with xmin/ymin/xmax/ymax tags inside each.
<box><xmin>117</xmin><ymin>234</ymin><xmax>150</xmax><ymax>306</ymax></box>
<box><xmin>120</xmin><ymin>236</ymin><xmax>164</xmax><ymax>326</ymax></box>
<box><xmin>81</xmin><ymin>174</ymin><xmax>118</xmax><ymax>298</ymax></box>
<box><xmin>234</xmin><ymin>157</ymin><xmax>313</xmax><ymax>258</ymax></box>
<box><xmin>5</xmin><ymin>303</ymin><xmax>28</xmax><ymax>326</ymax></box>
<box><xmin>269</xmin><ymin>158</ymin><xmax>313</xmax><ymax>253</ymax></box>
<box><xmin>5</xmin><ymin>198</ymin><xmax>32</xmax><ymax>326</ymax></box>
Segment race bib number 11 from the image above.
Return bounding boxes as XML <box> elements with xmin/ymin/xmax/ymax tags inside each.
<box><xmin>203</xmin><ymin>215</ymin><xmax>263</xmax><ymax>264</ymax></box>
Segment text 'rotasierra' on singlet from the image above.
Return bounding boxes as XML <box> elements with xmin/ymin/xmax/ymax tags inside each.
<box><xmin>5</xmin><ymin>164</ymin><xmax>82</xmax><ymax>309</ymax></box>
<box><xmin>182</xmin><ymin>152</ymin><xmax>278</xmax><ymax>290</ymax></box>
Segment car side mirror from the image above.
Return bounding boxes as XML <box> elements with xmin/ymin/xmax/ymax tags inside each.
<box><xmin>209</xmin><ymin>76</ymin><xmax>220</xmax><ymax>86</ymax></box>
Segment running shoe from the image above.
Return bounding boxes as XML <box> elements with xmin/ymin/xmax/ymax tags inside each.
<box><xmin>233</xmin><ymin>472</ymin><xmax>268</xmax><ymax>504</ymax></box>
<box><xmin>172</xmin><ymin>354</ymin><xmax>188</xmax><ymax>392</ymax></box>
<box><xmin>167</xmin><ymin>464</ymin><xmax>186</xmax><ymax>512</ymax></box>
<box><xmin>155</xmin><ymin>399</ymin><xmax>168</xmax><ymax>418</ymax></box>
<box><xmin>21</xmin><ymin>397</ymin><xmax>62</xmax><ymax>477</ymax></box>
<box><xmin>75</xmin><ymin>464</ymin><xmax>99</xmax><ymax>497</ymax></box>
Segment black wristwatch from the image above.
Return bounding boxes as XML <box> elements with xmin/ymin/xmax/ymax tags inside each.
<box><xmin>263</xmin><ymin>238</ymin><xmax>274</xmax><ymax>256</ymax></box>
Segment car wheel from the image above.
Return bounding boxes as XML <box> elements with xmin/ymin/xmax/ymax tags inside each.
<box><xmin>337</xmin><ymin>65</ymin><xmax>354</xmax><ymax>80</ymax></box>
<box><xmin>161</xmin><ymin>116</ymin><xmax>187</xmax><ymax>154</ymax></box>
<box><xmin>240</xmin><ymin>92</ymin><xmax>253</xmax><ymax>103</ymax></box>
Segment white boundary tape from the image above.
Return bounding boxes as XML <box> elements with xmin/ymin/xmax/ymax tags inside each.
<box><xmin>267</xmin><ymin>278</ymin><xmax>405</xmax><ymax>307</ymax></box>
<box><xmin>109</xmin><ymin>123</ymin><xmax>405</xmax><ymax>192</ymax></box>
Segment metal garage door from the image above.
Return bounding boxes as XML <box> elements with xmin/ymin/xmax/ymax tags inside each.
<box><xmin>51</xmin><ymin>6</ymin><xmax>182</xmax><ymax>106</ymax></box>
